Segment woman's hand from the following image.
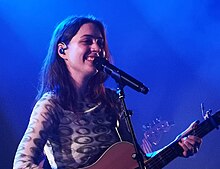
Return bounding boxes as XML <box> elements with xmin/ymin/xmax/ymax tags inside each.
<box><xmin>175</xmin><ymin>120</ymin><xmax>202</xmax><ymax>157</ymax></box>
<box><xmin>178</xmin><ymin>135</ymin><xmax>202</xmax><ymax>157</ymax></box>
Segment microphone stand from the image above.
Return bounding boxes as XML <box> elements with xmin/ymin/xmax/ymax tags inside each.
<box><xmin>115</xmin><ymin>82</ymin><xmax>145</xmax><ymax>169</ymax></box>
<box><xmin>93</xmin><ymin>57</ymin><xmax>146</xmax><ymax>168</ymax></box>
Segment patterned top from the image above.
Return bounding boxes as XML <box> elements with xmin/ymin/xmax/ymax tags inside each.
<box><xmin>13</xmin><ymin>90</ymin><xmax>131</xmax><ymax>169</ymax></box>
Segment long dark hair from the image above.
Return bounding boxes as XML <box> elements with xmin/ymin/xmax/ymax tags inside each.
<box><xmin>37</xmin><ymin>15</ymin><xmax>113</xmax><ymax>110</ymax></box>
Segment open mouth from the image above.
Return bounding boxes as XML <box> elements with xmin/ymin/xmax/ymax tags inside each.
<box><xmin>86</xmin><ymin>56</ymin><xmax>96</xmax><ymax>61</ymax></box>
<box><xmin>84</xmin><ymin>53</ymin><xmax>100</xmax><ymax>62</ymax></box>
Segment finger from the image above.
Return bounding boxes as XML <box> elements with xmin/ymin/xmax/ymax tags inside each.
<box><xmin>180</xmin><ymin>138</ymin><xmax>194</xmax><ymax>151</ymax></box>
<box><xmin>178</xmin><ymin>141</ymin><xmax>189</xmax><ymax>157</ymax></box>
<box><xmin>179</xmin><ymin>138</ymin><xmax>196</xmax><ymax>157</ymax></box>
<box><xmin>187</xmin><ymin>135</ymin><xmax>202</xmax><ymax>144</ymax></box>
<box><xmin>185</xmin><ymin>136</ymin><xmax>202</xmax><ymax>151</ymax></box>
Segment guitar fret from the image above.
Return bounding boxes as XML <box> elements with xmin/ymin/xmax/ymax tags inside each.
<box><xmin>145</xmin><ymin>142</ymin><xmax>180</xmax><ymax>169</ymax></box>
<box><xmin>143</xmin><ymin>110</ymin><xmax>220</xmax><ymax>169</ymax></box>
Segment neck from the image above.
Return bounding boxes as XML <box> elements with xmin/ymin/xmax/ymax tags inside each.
<box><xmin>70</xmin><ymin>72</ymin><xmax>91</xmax><ymax>99</ymax></box>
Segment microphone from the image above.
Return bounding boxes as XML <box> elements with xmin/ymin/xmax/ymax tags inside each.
<box><xmin>93</xmin><ymin>57</ymin><xmax>149</xmax><ymax>94</ymax></box>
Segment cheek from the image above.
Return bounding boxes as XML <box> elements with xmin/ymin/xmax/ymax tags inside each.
<box><xmin>67</xmin><ymin>46</ymin><xmax>82</xmax><ymax>60</ymax></box>
<box><xmin>70</xmin><ymin>45</ymin><xmax>88</xmax><ymax>58</ymax></box>
<box><xmin>68</xmin><ymin>49</ymin><xmax>90</xmax><ymax>67</ymax></box>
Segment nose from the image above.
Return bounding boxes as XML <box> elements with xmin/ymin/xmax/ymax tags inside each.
<box><xmin>91</xmin><ymin>40</ymin><xmax>102</xmax><ymax>53</ymax></box>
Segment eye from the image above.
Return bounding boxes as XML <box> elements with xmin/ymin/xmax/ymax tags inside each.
<box><xmin>97</xmin><ymin>38</ymin><xmax>104</xmax><ymax>48</ymax></box>
<box><xmin>81</xmin><ymin>38</ymin><xmax>93</xmax><ymax>45</ymax></box>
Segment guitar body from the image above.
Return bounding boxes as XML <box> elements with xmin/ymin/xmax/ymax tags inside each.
<box><xmin>79</xmin><ymin>110</ymin><xmax>220</xmax><ymax>169</ymax></box>
<box><xmin>80</xmin><ymin>141</ymin><xmax>143</xmax><ymax>169</ymax></box>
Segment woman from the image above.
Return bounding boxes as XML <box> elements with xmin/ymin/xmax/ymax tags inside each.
<box><xmin>13</xmin><ymin>15</ymin><xmax>201</xmax><ymax>169</ymax></box>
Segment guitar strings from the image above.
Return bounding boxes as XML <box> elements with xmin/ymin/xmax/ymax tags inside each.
<box><xmin>144</xmin><ymin>123</ymin><xmax>209</xmax><ymax>169</ymax></box>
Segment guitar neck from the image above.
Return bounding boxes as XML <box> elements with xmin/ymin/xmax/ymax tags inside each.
<box><xmin>144</xmin><ymin>141</ymin><xmax>180</xmax><ymax>169</ymax></box>
<box><xmin>144</xmin><ymin>111</ymin><xmax>220</xmax><ymax>169</ymax></box>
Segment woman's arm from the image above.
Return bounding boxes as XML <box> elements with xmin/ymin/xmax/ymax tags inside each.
<box><xmin>13</xmin><ymin>94</ymin><xmax>57</xmax><ymax>169</ymax></box>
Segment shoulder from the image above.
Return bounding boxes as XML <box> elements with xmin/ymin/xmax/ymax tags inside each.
<box><xmin>36</xmin><ymin>92</ymin><xmax>56</xmax><ymax>105</ymax></box>
<box><xmin>32</xmin><ymin>92</ymin><xmax>58</xmax><ymax>115</ymax></box>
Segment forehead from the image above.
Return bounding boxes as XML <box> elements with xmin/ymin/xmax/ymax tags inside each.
<box><xmin>75</xmin><ymin>23</ymin><xmax>103</xmax><ymax>38</ymax></box>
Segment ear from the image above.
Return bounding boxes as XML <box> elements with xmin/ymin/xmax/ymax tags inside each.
<box><xmin>57</xmin><ymin>42</ymin><xmax>68</xmax><ymax>60</ymax></box>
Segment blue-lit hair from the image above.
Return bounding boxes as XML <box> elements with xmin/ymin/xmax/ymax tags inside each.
<box><xmin>37</xmin><ymin>15</ymin><xmax>112</xmax><ymax>110</ymax></box>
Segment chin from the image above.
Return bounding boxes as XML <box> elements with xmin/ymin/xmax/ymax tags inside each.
<box><xmin>86</xmin><ymin>68</ymin><xmax>98</xmax><ymax>77</ymax></box>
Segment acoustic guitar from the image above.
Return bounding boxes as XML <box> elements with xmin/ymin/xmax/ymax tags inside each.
<box><xmin>80</xmin><ymin>110</ymin><xmax>220</xmax><ymax>169</ymax></box>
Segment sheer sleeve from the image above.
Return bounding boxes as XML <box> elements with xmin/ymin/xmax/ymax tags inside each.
<box><xmin>13</xmin><ymin>93</ymin><xmax>58</xmax><ymax>169</ymax></box>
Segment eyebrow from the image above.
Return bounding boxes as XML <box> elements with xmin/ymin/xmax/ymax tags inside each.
<box><xmin>80</xmin><ymin>34</ymin><xmax>103</xmax><ymax>39</ymax></box>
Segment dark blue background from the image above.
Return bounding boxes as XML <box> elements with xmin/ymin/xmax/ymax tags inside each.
<box><xmin>1</xmin><ymin>0</ymin><xmax>220</xmax><ymax>168</ymax></box>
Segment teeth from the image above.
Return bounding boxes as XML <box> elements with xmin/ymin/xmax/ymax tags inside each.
<box><xmin>87</xmin><ymin>56</ymin><xmax>95</xmax><ymax>61</ymax></box>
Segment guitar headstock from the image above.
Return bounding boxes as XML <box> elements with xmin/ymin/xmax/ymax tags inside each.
<box><xmin>142</xmin><ymin>118</ymin><xmax>175</xmax><ymax>146</ymax></box>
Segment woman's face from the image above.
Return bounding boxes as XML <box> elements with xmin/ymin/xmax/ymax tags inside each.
<box><xmin>61</xmin><ymin>23</ymin><xmax>104</xmax><ymax>79</ymax></box>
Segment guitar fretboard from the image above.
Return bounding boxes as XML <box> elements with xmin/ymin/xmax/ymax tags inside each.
<box><xmin>142</xmin><ymin>111</ymin><xmax>220</xmax><ymax>169</ymax></box>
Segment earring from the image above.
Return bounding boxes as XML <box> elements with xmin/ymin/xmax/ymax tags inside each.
<box><xmin>59</xmin><ymin>42</ymin><xmax>68</xmax><ymax>55</ymax></box>
<box><xmin>59</xmin><ymin>48</ymin><xmax>65</xmax><ymax>54</ymax></box>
